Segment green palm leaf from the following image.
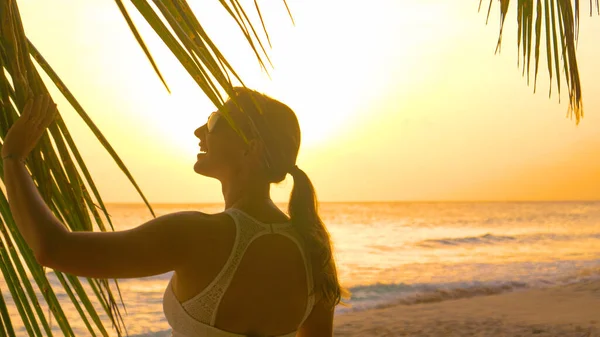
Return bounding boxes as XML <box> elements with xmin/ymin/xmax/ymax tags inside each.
<box><xmin>482</xmin><ymin>0</ymin><xmax>599</xmax><ymax>124</ymax></box>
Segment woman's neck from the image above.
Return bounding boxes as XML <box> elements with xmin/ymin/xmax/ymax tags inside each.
<box><xmin>221</xmin><ymin>176</ymin><xmax>272</xmax><ymax>210</ymax></box>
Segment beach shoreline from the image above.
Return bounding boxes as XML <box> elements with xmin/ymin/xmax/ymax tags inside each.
<box><xmin>333</xmin><ymin>280</ymin><xmax>600</xmax><ymax>336</ymax></box>
<box><xmin>128</xmin><ymin>280</ymin><xmax>600</xmax><ymax>337</ymax></box>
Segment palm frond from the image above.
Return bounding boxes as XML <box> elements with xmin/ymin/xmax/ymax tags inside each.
<box><xmin>123</xmin><ymin>0</ymin><xmax>290</xmax><ymax>137</ymax></box>
<box><xmin>482</xmin><ymin>0</ymin><xmax>599</xmax><ymax>124</ymax></box>
<box><xmin>114</xmin><ymin>0</ymin><xmax>171</xmax><ymax>93</ymax></box>
<box><xmin>1</xmin><ymin>0</ymin><xmax>133</xmax><ymax>333</ymax></box>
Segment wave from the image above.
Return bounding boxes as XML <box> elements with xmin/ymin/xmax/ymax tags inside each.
<box><xmin>418</xmin><ymin>233</ymin><xmax>516</xmax><ymax>247</ymax></box>
<box><xmin>130</xmin><ymin>331</ymin><xmax>171</xmax><ymax>337</ymax></box>
<box><xmin>337</xmin><ymin>280</ymin><xmax>527</xmax><ymax>314</ymax></box>
<box><xmin>336</xmin><ymin>265</ymin><xmax>600</xmax><ymax>314</ymax></box>
<box><xmin>417</xmin><ymin>232</ymin><xmax>600</xmax><ymax>248</ymax></box>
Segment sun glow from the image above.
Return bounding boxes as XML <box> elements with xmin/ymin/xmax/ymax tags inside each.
<box><xmin>127</xmin><ymin>1</ymin><xmax>448</xmax><ymax>150</ymax></box>
<box><xmin>16</xmin><ymin>0</ymin><xmax>600</xmax><ymax>203</ymax></box>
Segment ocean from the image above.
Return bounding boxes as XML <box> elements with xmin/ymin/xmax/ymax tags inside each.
<box><xmin>3</xmin><ymin>201</ymin><xmax>600</xmax><ymax>336</ymax></box>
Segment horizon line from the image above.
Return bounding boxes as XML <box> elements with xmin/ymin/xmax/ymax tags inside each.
<box><xmin>103</xmin><ymin>199</ymin><xmax>600</xmax><ymax>205</ymax></box>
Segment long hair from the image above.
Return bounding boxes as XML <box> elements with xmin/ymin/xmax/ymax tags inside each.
<box><xmin>224</xmin><ymin>87</ymin><xmax>350</xmax><ymax>307</ymax></box>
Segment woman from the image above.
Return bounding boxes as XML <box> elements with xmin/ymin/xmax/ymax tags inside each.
<box><xmin>2</xmin><ymin>88</ymin><xmax>348</xmax><ymax>336</ymax></box>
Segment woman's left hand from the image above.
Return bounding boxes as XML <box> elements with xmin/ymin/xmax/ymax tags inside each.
<box><xmin>1</xmin><ymin>94</ymin><xmax>58</xmax><ymax>162</ymax></box>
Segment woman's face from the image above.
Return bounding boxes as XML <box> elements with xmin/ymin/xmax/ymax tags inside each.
<box><xmin>193</xmin><ymin>110</ymin><xmax>251</xmax><ymax>180</ymax></box>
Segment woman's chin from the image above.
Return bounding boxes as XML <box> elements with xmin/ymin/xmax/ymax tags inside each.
<box><xmin>193</xmin><ymin>155</ymin><xmax>210</xmax><ymax>174</ymax></box>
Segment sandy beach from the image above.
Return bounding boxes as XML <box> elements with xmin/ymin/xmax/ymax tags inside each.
<box><xmin>334</xmin><ymin>280</ymin><xmax>600</xmax><ymax>336</ymax></box>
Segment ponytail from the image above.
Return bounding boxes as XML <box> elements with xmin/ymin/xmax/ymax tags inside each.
<box><xmin>288</xmin><ymin>166</ymin><xmax>349</xmax><ymax>307</ymax></box>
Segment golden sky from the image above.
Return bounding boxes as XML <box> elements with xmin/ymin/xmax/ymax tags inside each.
<box><xmin>17</xmin><ymin>1</ymin><xmax>600</xmax><ymax>203</ymax></box>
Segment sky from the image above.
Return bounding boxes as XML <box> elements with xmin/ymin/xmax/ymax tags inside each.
<box><xmin>16</xmin><ymin>0</ymin><xmax>600</xmax><ymax>203</ymax></box>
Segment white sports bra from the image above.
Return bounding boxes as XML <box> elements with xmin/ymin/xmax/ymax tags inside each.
<box><xmin>163</xmin><ymin>208</ymin><xmax>315</xmax><ymax>337</ymax></box>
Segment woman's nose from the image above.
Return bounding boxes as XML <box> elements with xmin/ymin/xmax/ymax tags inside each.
<box><xmin>194</xmin><ymin>125</ymin><xmax>207</xmax><ymax>138</ymax></box>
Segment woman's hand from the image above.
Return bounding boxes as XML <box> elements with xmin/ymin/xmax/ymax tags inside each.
<box><xmin>1</xmin><ymin>94</ymin><xmax>57</xmax><ymax>162</ymax></box>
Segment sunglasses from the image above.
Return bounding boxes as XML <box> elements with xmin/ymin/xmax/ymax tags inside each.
<box><xmin>205</xmin><ymin>109</ymin><xmax>274</xmax><ymax>169</ymax></box>
<box><xmin>207</xmin><ymin>110</ymin><xmax>253</xmax><ymax>141</ymax></box>
<box><xmin>207</xmin><ymin>111</ymin><xmax>221</xmax><ymax>133</ymax></box>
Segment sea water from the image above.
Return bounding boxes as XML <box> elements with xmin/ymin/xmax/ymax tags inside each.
<box><xmin>2</xmin><ymin>201</ymin><xmax>600</xmax><ymax>336</ymax></box>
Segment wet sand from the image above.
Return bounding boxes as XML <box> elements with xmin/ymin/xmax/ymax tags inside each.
<box><xmin>334</xmin><ymin>280</ymin><xmax>600</xmax><ymax>336</ymax></box>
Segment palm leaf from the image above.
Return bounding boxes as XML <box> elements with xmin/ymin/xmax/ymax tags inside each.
<box><xmin>0</xmin><ymin>287</ymin><xmax>16</xmax><ymax>336</ymax></box>
<box><xmin>114</xmin><ymin>0</ymin><xmax>171</xmax><ymax>93</ymax></box>
<box><xmin>482</xmin><ymin>0</ymin><xmax>599</xmax><ymax>123</ymax></box>
<box><xmin>124</xmin><ymin>0</ymin><xmax>287</xmax><ymax>139</ymax></box>
<box><xmin>1</xmin><ymin>1</ymin><xmax>125</xmax><ymax>334</ymax></box>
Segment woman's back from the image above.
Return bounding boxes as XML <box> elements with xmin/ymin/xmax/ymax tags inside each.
<box><xmin>163</xmin><ymin>208</ymin><xmax>315</xmax><ymax>336</ymax></box>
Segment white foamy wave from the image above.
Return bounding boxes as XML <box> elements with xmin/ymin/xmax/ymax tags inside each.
<box><xmin>337</xmin><ymin>265</ymin><xmax>600</xmax><ymax>314</ymax></box>
<box><xmin>417</xmin><ymin>232</ymin><xmax>600</xmax><ymax>248</ymax></box>
<box><xmin>130</xmin><ymin>330</ymin><xmax>171</xmax><ymax>337</ymax></box>
<box><xmin>336</xmin><ymin>280</ymin><xmax>527</xmax><ymax>314</ymax></box>
<box><xmin>417</xmin><ymin>233</ymin><xmax>516</xmax><ymax>247</ymax></box>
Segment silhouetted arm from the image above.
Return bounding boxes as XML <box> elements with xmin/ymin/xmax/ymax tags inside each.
<box><xmin>4</xmin><ymin>158</ymin><xmax>218</xmax><ymax>278</ymax></box>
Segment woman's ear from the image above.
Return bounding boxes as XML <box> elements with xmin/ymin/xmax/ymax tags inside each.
<box><xmin>245</xmin><ymin>139</ymin><xmax>268</xmax><ymax>169</ymax></box>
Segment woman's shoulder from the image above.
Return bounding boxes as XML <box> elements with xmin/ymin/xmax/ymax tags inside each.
<box><xmin>162</xmin><ymin>210</ymin><xmax>237</xmax><ymax>241</ymax></box>
<box><xmin>168</xmin><ymin>209</ymin><xmax>232</xmax><ymax>223</ymax></box>
<box><xmin>167</xmin><ymin>210</ymin><xmax>238</xmax><ymax>269</ymax></box>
